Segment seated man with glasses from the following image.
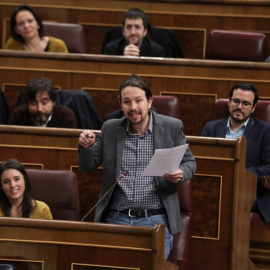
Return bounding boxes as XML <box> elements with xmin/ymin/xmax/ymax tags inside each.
<box><xmin>201</xmin><ymin>82</ymin><xmax>270</xmax><ymax>222</ymax></box>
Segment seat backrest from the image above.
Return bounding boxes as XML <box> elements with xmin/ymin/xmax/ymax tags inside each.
<box><xmin>26</xmin><ymin>169</ymin><xmax>80</xmax><ymax>221</ymax></box>
<box><xmin>147</xmin><ymin>25</ymin><xmax>184</xmax><ymax>58</ymax></box>
<box><xmin>43</xmin><ymin>22</ymin><xmax>87</xmax><ymax>53</ymax></box>
<box><xmin>101</xmin><ymin>26</ymin><xmax>122</xmax><ymax>53</ymax></box>
<box><xmin>205</xmin><ymin>30</ymin><xmax>268</xmax><ymax>62</ymax></box>
<box><xmin>112</xmin><ymin>95</ymin><xmax>181</xmax><ymax>120</ymax></box>
<box><xmin>152</xmin><ymin>95</ymin><xmax>181</xmax><ymax>119</ymax></box>
<box><xmin>56</xmin><ymin>90</ymin><xmax>103</xmax><ymax>129</ymax></box>
<box><xmin>210</xmin><ymin>99</ymin><xmax>230</xmax><ymax>120</ymax></box>
<box><xmin>210</xmin><ymin>98</ymin><xmax>270</xmax><ymax>124</ymax></box>
<box><xmin>167</xmin><ymin>178</ymin><xmax>193</xmax><ymax>267</ymax></box>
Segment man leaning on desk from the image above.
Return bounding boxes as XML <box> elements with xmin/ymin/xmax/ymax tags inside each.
<box><xmin>78</xmin><ymin>74</ymin><xmax>196</xmax><ymax>259</ymax></box>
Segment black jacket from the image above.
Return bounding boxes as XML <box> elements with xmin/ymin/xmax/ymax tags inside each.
<box><xmin>103</xmin><ymin>36</ymin><xmax>165</xmax><ymax>57</ymax></box>
<box><xmin>101</xmin><ymin>25</ymin><xmax>184</xmax><ymax>58</ymax></box>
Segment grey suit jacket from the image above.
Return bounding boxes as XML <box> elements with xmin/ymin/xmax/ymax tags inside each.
<box><xmin>78</xmin><ymin>111</ymin><xmax>196</xmax><ymax>234</ymax></box>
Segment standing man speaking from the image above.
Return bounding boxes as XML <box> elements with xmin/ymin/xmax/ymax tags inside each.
<box><xmin>78</xmin><ymin>74</ymin><xmax>196</xmax><ymax>259</ymax></box>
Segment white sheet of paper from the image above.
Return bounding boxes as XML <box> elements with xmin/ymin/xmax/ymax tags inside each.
<box><xmin>141</xmin><ymin>144</ymin><xmax>189</xmax><ymax>176</ymax></box>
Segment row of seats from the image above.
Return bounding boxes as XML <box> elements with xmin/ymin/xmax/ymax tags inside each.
<box><xmin>2</xmin><ymin>88</ymin><xmax>270</xmax><ymax>129</ymax></box>
<box><xmin>112</xmin><ymin>95</ymin><xmax>270</xmax><ymax>125</ymax></box>
<box><xmin>26</xmin><ymin>21</ymin><xmax>270</xmax><ymax>61</ymax></box>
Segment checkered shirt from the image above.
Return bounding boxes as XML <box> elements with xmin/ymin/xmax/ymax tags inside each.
<box><xmin>111</xmin><ymin>113</ymin><xmax>164</xmax><ymax>210</ymax></box>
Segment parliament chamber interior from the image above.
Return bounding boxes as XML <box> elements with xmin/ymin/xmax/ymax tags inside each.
<box><xmin>0</xmin><ymin>0</ymin><xmax>270</xmax><ymax>269</ymax></box>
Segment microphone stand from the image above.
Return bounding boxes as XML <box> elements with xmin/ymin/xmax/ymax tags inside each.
<box><xmin>81</xmin><ymin>170</ymin><xmax>128</xmax><ymax>221</ymax></box>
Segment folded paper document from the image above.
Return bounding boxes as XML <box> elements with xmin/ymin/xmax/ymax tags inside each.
<box><xmin>142</xmin><ymin>144</ymin><xmax>188</xmax><ymax>176</ymax></box>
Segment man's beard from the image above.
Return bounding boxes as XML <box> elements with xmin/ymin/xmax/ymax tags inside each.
<box><xmin>231</xmin><ymin>110</ymin><xmax>251</xmax><ymax>124</ymax></box>
<box><xmin>32</xmin><ymin>113</ymin><xmax>49</xmax><ymax>126</ymax></box>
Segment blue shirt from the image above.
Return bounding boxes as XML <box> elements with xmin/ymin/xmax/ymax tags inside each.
<box><xmin>225</xmin><ymin>117</ymin><xmax>250</xmax><ymax>139</ymax></box>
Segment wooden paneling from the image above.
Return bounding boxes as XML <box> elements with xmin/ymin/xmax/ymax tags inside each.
<box><xmin>250</xmin><ymin>227</ymin><xmax>270</xmax><ymax>269</ymax></box>
<box><xmin>192</xmin><ymin>174</ymin><xmax>221</xmax><ymax>238</ymax></box>
<box><xmin>0</xmin><ymin>125</ymin><xmax>257</xmax><ymax>270</ymax></box>
<box><xmin>0</xmin><ymin>218</ymin><xmax>176</xmax><ymax>270</ymax></box>
<box><xmin>83</xmin><ymin>88</ymin><xmax>119</xmax><ymax>121</ymax></box>
<box><xmin>187</xmin><ymin>136</ymin><xmax>257</xmax><ymax>270</ymax></box>
<box><xmin>3</xmin><ymin>84</ymin><xmax>25</xmax><ymax>113</ymax></box>
<box><xmin>1</xmin><ymin>51</ymin><xmax>270</xmax><ymax>136</ymax></box>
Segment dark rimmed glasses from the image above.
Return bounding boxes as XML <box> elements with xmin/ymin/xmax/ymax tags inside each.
<box><xmin>230</xmin><ymin>98</ymin><xmax>252</xmax><ymax>109</ymax></box>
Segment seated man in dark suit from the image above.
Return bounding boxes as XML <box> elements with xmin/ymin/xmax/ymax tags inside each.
<box><xmin>102</xmin><ymin>8</ymin><xmax>165</xmax><ymax>57</ymax></box>
<box><xmin>202</xmin><ymin>82</ymin><xmax>270</xmax><ymax>222</ymax></box>
<box><xmin>8</xmin><ymin>77</ymin><xmax>77</xmax><ymax>128</ymax></box>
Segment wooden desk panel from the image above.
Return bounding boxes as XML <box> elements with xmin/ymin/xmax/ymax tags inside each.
<box><xmin>250</xmin><ymin>227</ymin><xmax>270</xmax><ymax>269</ymax></box>
<box><xmin>0</xmin><ymin>125</ymin><xmax>257</xmax><ymax>270</ymax></box>
<box><xmin>1</xmin><ymin>51</ymin><xmax>270</xmax><ymax>136</ymax></box>
<box><xmin>0</xmin><ymin>218</ymin><xmax>176</xmax><ymax>270</ymax></box>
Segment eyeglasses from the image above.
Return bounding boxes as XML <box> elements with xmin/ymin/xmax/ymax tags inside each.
<box><xmin>230</xmin><ymin>98</ymin><xmax>252</xmax><ymax>109</ymax></box>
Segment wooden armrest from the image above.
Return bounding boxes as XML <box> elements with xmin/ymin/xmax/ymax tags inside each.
<box><xmin>261</xmin><ymin>176</ymin><xmax>270</xmax><ymax>189</ymax></box>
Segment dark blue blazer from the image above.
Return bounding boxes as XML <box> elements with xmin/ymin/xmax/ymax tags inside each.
<box><xmin>202</xmin><ymin>117</ymin><xmax>270</xmax><ymax>221</ymax></box>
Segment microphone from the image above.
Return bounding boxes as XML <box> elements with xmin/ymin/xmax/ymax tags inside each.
<box><xmin>81</xmin><ymin>170</ymin><xmax>128</xmax><ymax>221</ymax></box>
